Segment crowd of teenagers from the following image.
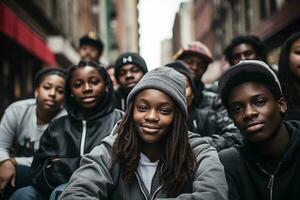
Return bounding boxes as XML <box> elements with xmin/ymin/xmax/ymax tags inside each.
<box><xmin>0</xmin><ymin>31</ymin><xmax>300</xmax><ymax>200</ymax></box>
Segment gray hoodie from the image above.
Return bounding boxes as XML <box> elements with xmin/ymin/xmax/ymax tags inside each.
<box><xmin>59</xmin><ymin>132</ymin><xmax>228</xmax><ymax>200</ymax></box>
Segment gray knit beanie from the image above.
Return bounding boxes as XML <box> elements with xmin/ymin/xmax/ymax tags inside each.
<box><xmin>127</xmin><ymin>67</ymin><xmax>188</xmax><ymax>117</ymax></box>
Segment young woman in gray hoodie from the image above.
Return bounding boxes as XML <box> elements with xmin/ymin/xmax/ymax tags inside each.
<box><xmin>59</xmin><ymin>67</ymin><xmax>228</xmax><ymax>200</ymax></box>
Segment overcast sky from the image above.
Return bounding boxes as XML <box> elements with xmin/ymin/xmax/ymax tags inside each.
<box><xmin>138</xmin><ymin>0</ymin><xmax>186</xmax><ymax>70</ymax></box>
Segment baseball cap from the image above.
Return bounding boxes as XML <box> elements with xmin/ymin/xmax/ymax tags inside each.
<box><xmin>218</xmin><ymin>60</ymin><xmax>282</xmax><ymax>106</ymax></box>
<box><xmin>79</xmin><ymin>32</ymin><xmax>104</xmax><ymax>53</ymax></box>
<box><xmin>174</xmin><ymin>41</ymin><xmax>213</xmax><ymax>63</ymax></box>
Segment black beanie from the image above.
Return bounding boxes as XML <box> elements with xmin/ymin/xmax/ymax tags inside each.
<box><xmin>165</xmin><ymin>60</ymin><xmax>195</xmax><ymax>89</ymax></box>
<box><xmin>114</xmin><ymin>52</ymin><xmax>148</xmax><ymax>80</ymax></box>
<box><xmin>127</xmin><ymin>67</ymin><xmax>188</xmax><ymax>117</ymax></box>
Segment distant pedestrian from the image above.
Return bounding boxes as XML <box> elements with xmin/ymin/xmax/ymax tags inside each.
<box><xmin>278</xmin><ymin>32</ymin><xmax>300</xmax><ymax>120</ymax></box>
<box><xmin>224</xmin><ymin>35</ymin><xmax>268</xmax><ymax>66</ymax></box>
<box><xmin>59</xmin><ymin>67</ymin><xmax>228</xmax><ymax>200</ymax></box>
<box><xmin>78</xmin><ymin>32</ymin><xmax>104</xmax><ymax>62</ymax></box>
<box><xmin>174</xmin><ymin>41</ymin><xmax>220</xmax><ymax>110</ymax></box>
<box><xmin>113</xmin><ymin>52</ymin><xmax>148</xmax><ymax>111</ymax></box>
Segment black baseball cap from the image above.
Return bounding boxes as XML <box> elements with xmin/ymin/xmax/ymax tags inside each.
<box><xmin>218</xmin><ymin>60</ymin><xmax>282</xmax><ymax>107</ymax></box>
<box><xmin>79</xmin><ymin>32</ymin><xmax>104</xmax><ymax>54</ymax></box>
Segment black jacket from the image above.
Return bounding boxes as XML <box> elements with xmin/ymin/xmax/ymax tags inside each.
<box><xmin>188</xmin><ymin>107</ymin><xmax>242</xmax><ymax>151</ymax></box>
<box><xmin>31</xmin><ymin>67</ymin><xmax>124</xmax><ymax>192</ymax></box>
<box><xmin>112</xmin><ymin>87</ymin><xmax>129</xmax><ymax>111</ymax></box>
<box><xmin>219</xmin><ymin>121</ymin><xmax>300</xmax><ymax>200</ymax></box>
<box><xmin>285</xmin><ymin>100</ymin><xmax>300</xmax><ymax>121</ymax></box>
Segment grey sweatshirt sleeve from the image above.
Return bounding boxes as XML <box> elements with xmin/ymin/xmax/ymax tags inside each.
<box><xmin>157</xmin><ymin>142</ymin><xmax>228</xmax><ymax>200</ymax></box>
<box><xmin>59</xmin><ymin>140</ymin><xmax>115</xmax><ymax>199</ymax></box>
<box><xmin>0</xmin><ymin>104</ymin><xmax>19</xmax><ymax>163</ymax></box>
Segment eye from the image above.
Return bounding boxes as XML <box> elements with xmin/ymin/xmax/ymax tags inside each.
<box><xmin>72</xmin><ymin>81</ymin><xmax>82</xmax><ymax>88</ymax></box>
<box><xmin>159</xmin><ymin>107</ymin><xmax>172</xmax><ymax>115</ymax></box>
<box><xmin>42</xmin><ymin>85</ymin><xmax>51</xmax><ymax>90</ymax></box>
<box><xmin>131</xmin><ymin>67</ymin><xmax>141</xmax><ymax>73</ymax></box>
<box><xmin>254</xmin><ymin>98</ymin><xmax>266</xmax><ymax>106</ymax></box>
<box><xmin>293</xmin><ymin>50</ymin><xmax>300</xmax><ymax>55</ymax></box>
<box><xmin>229</xmin><ymin>104</ymin><xmax>243</xmax><ymax>114</ymax></box>
<box><xmin>56</xmin><ymin>88</ymin><xmax>64</xmax><ymax>94</ymax></box>
<box><xmin>119</xmin><ymin>70</ymin><xmax>126</xmax><ymax>77</ymax></box>
<box><xmin>90</xmin><ymin>78</ymin><xmax>100</xmax><ymax>85</ymax></box>
<box><xmin>244</xmin><ymin>50</ymin><xmax>254</xmax><ymax>56</ymax></box>
<box><xmin>137</xmin><ymin>104</ymin><xmax>148</xmax><ymax>112</ymax></box>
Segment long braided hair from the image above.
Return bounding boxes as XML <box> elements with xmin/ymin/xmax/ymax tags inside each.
<box><xmin>112</xmin><ymin>100</ymin><xmax>196</xmax><ymax>197</ymax></box>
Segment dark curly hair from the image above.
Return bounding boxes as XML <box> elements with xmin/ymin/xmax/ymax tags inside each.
<box><xmin>278</xmin><ymin>32</ymin><xmax>300</xmax><ymax>107</ymax></box>
<box><xmin>111</xmin><ymin>102</ymin><xmax>196</xmax><ymax>197</ymax></box>
<box><xmin>224</xmin><ymin>35</ymin><xmax>268</xmax><ymax>65</ymax></box>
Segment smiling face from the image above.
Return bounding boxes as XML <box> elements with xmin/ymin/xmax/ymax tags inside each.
<box><xmin>35</xmin><ymin>74</ymin><xmax>65</xmax><ymax>113</ymax></box>
<box><xmin>289</xmin><ymin>39</ymin><xmax>300</xmax><ymax>79</ymax></box>
<box><xmin>70</xmin><ymin>66</ymin><xmax>106</xmax><ymax>110</ymax></box>
<box><xmin>118</xmin><ymin>64</ymin><xmax>144</xmax><ymax>93</ymax></box>
<box><xmin>228</xmin><ymin>81</ymin><xmax>286</xmax><ymax>144</ymax></box>
<box><xmin>133</xmin><ymin>89</ymin><xmax>175</xmax><ymax>145</ymax></box>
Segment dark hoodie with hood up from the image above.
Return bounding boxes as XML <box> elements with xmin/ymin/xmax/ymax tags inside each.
<box><xmin>31</xmin><ymin>64</ymin><xmax>124</xmax><ymax>193</ymax></box>
<box><xmin>219</xmin><ymin>121</ymin><xmax>300</xmax><ymax>200</ymax></box>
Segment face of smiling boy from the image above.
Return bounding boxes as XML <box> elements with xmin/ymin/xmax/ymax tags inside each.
<box><xmin>70</xmin><ymin>66</ymin><xmax>106</xmax><ymax>110</ymax></box>
<box><xmin>133</xmin><ymin>89</ymin><xmax>175</xmax><ymax>145</ymax></box>
<box><xmin>228</xmin><ymin>81</ymin><xmax>286</xmax><ymax>144</ymax></box>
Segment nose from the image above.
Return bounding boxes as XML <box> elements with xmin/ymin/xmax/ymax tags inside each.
<box><xmin>83</xmin><ymin>83</ymin><xmax>92</xmax><ymax>93</ymax></box>
<box><xmin>243</xmin><ymin>105</ymin><xmax>258</xmax><ymax>120</ymax></box>
<box><xmin>145</xmin><ymin>109</ymin><xmax>159</xmax><ymax>122</ymax></box>
<box><xmin>49</xmin><ymin>88</ymin><xmax>56</xmax><ymax>97</ymax></box>
<box><xmin>125</xmin><ymin>71</ymin><xmax>134</xmax><ymax>78</ymax></box>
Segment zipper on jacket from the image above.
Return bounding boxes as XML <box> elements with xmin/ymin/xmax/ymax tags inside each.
<box><xmin>135</xmin><ymin>172</ymin><xmax>148</xmax><ymax>200</ymax></box>
<box><xmin>80</xmin><ymin>120</ymin><xmax>87</xmax><ymax>156</ymax></box>
<box><xmin>151</xmin><ymin>185</ymin><xmax>162</xmax><ymax>200</ymax></box>
<box><xmin>257</xmin><ymin>162</ymin><xmax>282</xmax><ymax>200</ymax></box>
<box><xmin>121</xmin><ymin>98</ymin><xmax>125</xmax><ymax>110</ymax></box>
<box><xmin>193</xmin><ymin>120</ymin><xmax>197</xmax><ymax>129</ymax></box>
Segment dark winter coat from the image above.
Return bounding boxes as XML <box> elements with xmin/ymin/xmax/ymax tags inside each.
<box><xmin>219</xmin><ymin>121</ymin><xmax>300</xmax><ymax>200</ymax></box>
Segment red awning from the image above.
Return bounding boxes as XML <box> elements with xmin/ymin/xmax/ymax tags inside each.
<box><xmin>0</xmin><ymin>3</ymin><xmax>56</xmax><ymax>66</ymax></box>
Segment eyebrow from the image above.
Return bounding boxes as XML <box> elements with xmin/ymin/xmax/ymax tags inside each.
<box><xmin>229</xmin><ymin>93</ymin><xmax>265</xmax><ymax>104</ymax></box>
<box><xmin>137</xmin><ymin>98</ymin><xmax>173</xmax><ymax>106</ymax></box>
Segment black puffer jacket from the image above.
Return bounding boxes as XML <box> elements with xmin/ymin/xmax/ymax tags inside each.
<box><xmin>31</xmin><ymin>66</ymin><xmax>124</xmax><ymax>192</ymax></box>
<box><xmin>188</xmin><ymin>107</ymin><xmax>242</xmax><ymax>151</ymax></box>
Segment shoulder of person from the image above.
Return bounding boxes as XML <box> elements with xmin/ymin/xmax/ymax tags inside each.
<box><xmin>219</xmin><ymin>146</ymin><xmax>241</xmax><ymax>170</ymax></box>
<box><xmin>188</xmin><ymin>132</ymin><xmax>213</xmax><ymax>154</ymax></box>
<box><xmin>6</xmin><ymin>98</ymin><xmax>36</xmax><ymax>111</ymax></box>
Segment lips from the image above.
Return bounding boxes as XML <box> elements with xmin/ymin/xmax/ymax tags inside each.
<box><xmin>44</xmin><ymin>100</ymin><xmax>56</xmax><ymax>106</ymax></box>
<box><xmin>141</xmin><ymin>124</ymin><xmax>160</xmax><ymax>134</ymax></box>
<box><xmin>81</xmin><ymin>96</ymin><xmax>96</xmax><ymax>103</ymax></box>
<box><xmin>245</xmin><ymin>121</ymin><xmax>264</xmax><ymax>132</ymax></box>
<box><xmin>126</xmin><ymin>81</ymin><xmax>137</xmax><ymax>87</ymax></box>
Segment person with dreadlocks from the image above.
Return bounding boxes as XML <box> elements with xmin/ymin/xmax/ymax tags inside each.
<box><xmin>59</xmin><ymin>67</ymin><xmax>228</xmax><ymax>200</ymax></box>
<box><xmin>278</xmin><ymin>32</ymin><xmax>300</xmax><ymax>120</ymax></box>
